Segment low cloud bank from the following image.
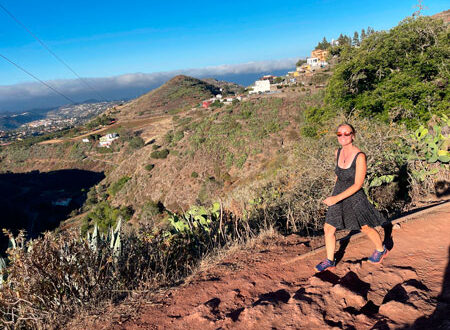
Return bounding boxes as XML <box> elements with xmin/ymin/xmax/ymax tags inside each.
<box><xmin>0</xmin><ymin>58</ymin><xmax>297</xmax><ymax>113</ymax></box>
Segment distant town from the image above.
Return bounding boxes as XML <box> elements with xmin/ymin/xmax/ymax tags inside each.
<box><xmin>0</xmin><ymin>100</ymin><xmax>123</xmax><ymax>144</ymax></box>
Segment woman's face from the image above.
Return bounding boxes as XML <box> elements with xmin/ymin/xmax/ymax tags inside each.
<box><xmin>336</xmin><ymin>125</ymin><xmax>354</xmax><ymax>146</ymax></box>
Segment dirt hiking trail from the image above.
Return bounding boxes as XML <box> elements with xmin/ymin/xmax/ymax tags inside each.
<box><xmin>86</xmin><ymin>202</ymin><xmax>450</xmax><ymax>329</ymax></box>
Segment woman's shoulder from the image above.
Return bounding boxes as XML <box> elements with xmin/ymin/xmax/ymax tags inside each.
<box><xmin>354</xmin><ymin>148</ymin><xmax>367</xmax><ymax>162</ymax></box>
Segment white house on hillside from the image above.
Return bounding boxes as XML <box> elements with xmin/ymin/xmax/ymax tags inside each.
<box><xmin>249</xmin><ymin>79</ymin><xmax>271</xmax><ymax>94</ymax></box>
<box><xmin>98</xmin><ymin>133</ymin><xmax>119</xmax><ymax>148</ymax></box>
<box><xmin>307</xmin><ymin>57</ymin><xmax>328</xmax><ymax>68</ymax></box>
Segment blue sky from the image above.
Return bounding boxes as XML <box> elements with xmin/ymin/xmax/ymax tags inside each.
<box><xmin>0</xmin><ymin>1</ymin><xmax>448</xmax><ymax>112</ymax></box>
<box><xmin>0</xmin><ymin>0</ymin><xmax>447</xmax><ymax>85</ymax></box>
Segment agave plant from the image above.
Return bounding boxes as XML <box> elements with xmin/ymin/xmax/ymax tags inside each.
<box><xmin>0</xmin><ymin>257</ymin><xmax>6</xmax><ymax>288</ymax></box>
<box><xmin>86</xmin><ymin>217</ymin><xmax>122</xmax><ymax>260</ymax></box>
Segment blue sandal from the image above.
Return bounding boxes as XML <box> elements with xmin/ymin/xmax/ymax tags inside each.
<box><xmin>314</xmin><ymin>258</ymin><xmax>336</xmax><ymax>272</ymax></box>
<box><xmin>368</xmin><ymin>245</ymin><xmax>389</xmax><ymax>264</ymax></box>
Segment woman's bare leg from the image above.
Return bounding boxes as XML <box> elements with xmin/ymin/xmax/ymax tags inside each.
<box><xmin>324</xmin><ymin>223</ymin><xmax>337</xmax><ymax>260</ymax></box>
<box><xmin>361</xmin><ymin>225</ymin><xmax>384</xmax><ymax>251</ymax></box>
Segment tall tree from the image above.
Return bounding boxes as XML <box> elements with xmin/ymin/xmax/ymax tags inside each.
<box><xmin>337</xmin><ymin>34</ymin><xmax>352</xmax><ymax>47</ymax></box>
<box><xmin>315</xmin><ymin>36</ymin><xmax>331</xmax><ymax>50</ymax></box>
<box><xmin>360</xmin><ymin>28</ymin><xmax>366</xmax><ymax>41</ymax></box>
<box><xmin>352</xmin><ymin>31</ymin><xmax>360</xmax><ymax>46</ymax></box>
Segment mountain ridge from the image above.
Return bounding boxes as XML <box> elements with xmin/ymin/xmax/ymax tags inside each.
<box><xmin>112</xmin><ymin>75</ymin><xmax>222</xmax><ymax>120</ymax></box>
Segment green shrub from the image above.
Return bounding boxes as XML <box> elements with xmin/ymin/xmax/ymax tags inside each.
<box><xmin>96</xmin><ymin>146</ymin><xmax>113</xmax><ymax>153</ymax></box>
<box><xmin>210</xmin><ymin>100</ymin><xmax>223</xmax><ymax>108</ymax></box>
<box><xmin>176</xmin><ymin>116</ymin><xmax>192</xmax><ymax>127</ymax></box>
<box><xmin>107</xmin><ymin>176</ymin><xmax>131</xmax><ymax>197</ymax></box>
<box><xmin>83</xmin><ymin>201</ymin><xmax>133</xmax><ymax>234</ymax></box>
<box><xmin>140</xmin><ymin>200</ymin><xmax>162</xmax><ymax>223</ymax></box>
<box><xmin>150</xmin><ymin>149</ymin><xmax>169</xmax><ymax>159</ymax></box>
<box><xmin>86</xmin><ymin>114</ymin><xmax>114</xmax><ymax>130</ymax></box>
<box><xmin>197</xmin><ymin>183</ymin><xmax>208</xmax><ymax>204</ymax></box>
<box><xmin>225</xmin><ymin>152</ymin><xmax>234</xmax><ymax>168</ymax></box>
<box><xmin>0</xmin><ymin>202</ymin><xmax>255</xmax><ymax>328</ymax></box>
<box><xmin>129</xmin><ymin>136</ymin><xmax>145</xmax><ymax>149</ymax></box>
<box><xmin>85</xmin><ymin>186</ymin><xmax>98</xmax><ymax>206</ymax></box>
<box><xmin>164</xmin><ymin>130</ymin><xmax>174</xmax><ymax>144</ymax></box>
<box><xmin>145</xmin><ymin>164</ymin><xmax>155</xmax><ymax>171</ymax></box>
<box><xmin>173</xmin><ymin>130</ymin><xmax>184</xmax><ymax>143</ymax></box>
<box><xmin>191</xmin><ymin>171</ymin><xmax>199</xmax><ymax>178</ymax></box>
<box><xmin>300</xmin><ymin>125</ymin><xmax>318</xmax><ymax>138</ymax></box>
<box><xmin>235</xmin><ymin>153</ymin><xmax>248</xmax><ymax>169</ymax></box>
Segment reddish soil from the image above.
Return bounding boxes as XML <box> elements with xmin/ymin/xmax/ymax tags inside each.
<box><xmin>78</xmin><ymin>202</ymin><xmax>450</xmax><ymax>329</ymax></box>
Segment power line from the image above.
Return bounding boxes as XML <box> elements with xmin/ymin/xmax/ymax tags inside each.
<box><xmin>0</xmin><ymin>2</ymin><xmax>108</xmax><ymax>101</ymax></box>
<box><xmin>0</xmin><ymin>53</ymin><xmax>77</xmax><ymax>104</ymax></box>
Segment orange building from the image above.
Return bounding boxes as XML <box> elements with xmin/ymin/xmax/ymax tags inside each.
<box><xmin>311</xmin><ymin>49</ymin><xmax>329</xmax><ymax>62</ymax></box>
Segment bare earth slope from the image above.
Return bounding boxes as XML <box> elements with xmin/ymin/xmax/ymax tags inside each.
<box><xmin>114</xmin><ymin>75</ymin><xmax>220</xmax><ymax>120</ymax></box>
<box><xmin>100</xmin><ymin>202</ymin><xmax>450</xmax><ymax>329</ymax></box>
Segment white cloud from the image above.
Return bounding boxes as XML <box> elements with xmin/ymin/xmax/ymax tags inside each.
<box><xmin>0</xmin><ymin>58</ymin><xmax>298</xmax><ymax>112</ymax></box>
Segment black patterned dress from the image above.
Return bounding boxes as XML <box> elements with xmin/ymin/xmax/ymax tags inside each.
<box><xmin>325</xmin><ymin>149</ymin><xmax>387</xmax><ymax>230</ymax></box>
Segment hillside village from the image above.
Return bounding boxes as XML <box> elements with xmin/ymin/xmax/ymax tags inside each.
<box><xmin>83</xmin><ymin>48</ymin><xmax>332</xmax><ymax>150</ymax></box>
<box><xmin>203</xmin><ymin>49</ymin><xmax>331</xmax><ymax>106</ymax></box>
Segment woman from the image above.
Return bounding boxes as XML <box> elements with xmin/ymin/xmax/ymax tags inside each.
<box><xmin>315</xmin><ymin>123</ymin><xmax>388</xmax><ymax>272</ymax></box>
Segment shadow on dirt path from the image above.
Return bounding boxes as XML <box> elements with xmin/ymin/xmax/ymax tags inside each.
<box><xmin>404</xmin><ymin>247</ymin><xmax>450</xmax><ymax>329</ymax></box>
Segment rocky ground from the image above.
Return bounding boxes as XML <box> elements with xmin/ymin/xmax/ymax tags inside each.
<box><xmin>73</xmin><ymin>202</ymin><xmax>450</xmax><ymax>329</ymax></box>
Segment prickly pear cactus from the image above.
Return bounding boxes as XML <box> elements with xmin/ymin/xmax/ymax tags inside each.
<box><xmin>410</xmin><ymin>115</ymin><xmax>449</xmax><ymax>164</ymax></box>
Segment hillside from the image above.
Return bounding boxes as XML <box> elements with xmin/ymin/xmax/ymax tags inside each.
<box><xmin>432</xmin><ymin>9</ymin><xmax>450</xmax><ymax>23</ymax></box>
<box><xmin>113</xmin><ymin>75</ymin><xmax>221</xmax><ymax>120</ymax></box>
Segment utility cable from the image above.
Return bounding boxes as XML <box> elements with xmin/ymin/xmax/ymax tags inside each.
<box><xmin>0</xmin><ymin>53</ymin><xmax>77</xmax><ymax>104</ymax></box>
<box><xmin>0</xmin><ymin>2</ymin><xmax>108</xmax><ymax>102</ymax></box>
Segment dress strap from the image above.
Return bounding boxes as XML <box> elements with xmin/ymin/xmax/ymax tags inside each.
<box><xmin>351</xmin><ymin>151</ymin><xmax>365</xmax><ymax>166</ymax></box>
<box><xmin>336</xmin><ymin>148</ymin><xmax>342</xmax><ymax>164</ymax></box>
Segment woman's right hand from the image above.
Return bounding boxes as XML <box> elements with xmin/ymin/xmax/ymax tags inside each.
<box><xmin>323</xmin><ymin>196</ymin><xmax>338</xmax><ymax>206</ymax></box>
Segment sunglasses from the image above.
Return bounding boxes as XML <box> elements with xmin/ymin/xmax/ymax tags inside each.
<box><xmin>336</xmin><ymin>131</ymin><xmax>353</xmax><ymax>137</ymax></box>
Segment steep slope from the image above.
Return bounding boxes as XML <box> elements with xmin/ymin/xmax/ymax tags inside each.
<box><xmin>102</xmin><ymin>90</ymin><xmax>331</xmax><ymax>217</ymax></box>
<box><xmin>115</xmin><ymin>75</ymin><xmax>220</xmax><ymax>120</ymax></box>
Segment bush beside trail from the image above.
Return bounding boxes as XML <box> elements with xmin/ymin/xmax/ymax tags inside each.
<box><xmin>304</xmin><ymin>16</ymin><xmax>449</xmax><ymax>134</ymax></box>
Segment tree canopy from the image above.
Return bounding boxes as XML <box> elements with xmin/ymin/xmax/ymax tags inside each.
<box><xmin>325</xmin><ymin>16</ymin><xmax>449</xmax><ymax>127</ymax></box>
<box><xmin>315</xmin><ymin>37</ymin><xmax>331</xmax><ymax>50</ymax></box>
